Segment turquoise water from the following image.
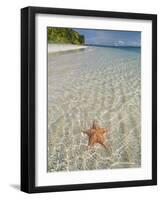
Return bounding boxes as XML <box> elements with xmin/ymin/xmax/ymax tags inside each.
<box><xmin>48</xmin><ymin>46</ymin><xmax>141</xmax><ymax>172</ymax></box>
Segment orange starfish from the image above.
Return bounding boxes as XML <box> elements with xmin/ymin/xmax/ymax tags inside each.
<box><xmin>82</xmin><ymin>120</ymin><xmax>110</xmax><ymax>149</ymax></box>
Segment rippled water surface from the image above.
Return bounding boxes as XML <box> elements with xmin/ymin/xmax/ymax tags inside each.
<box><xmin>48</xmin><ymin>46</ymin><xmax>141</xmax><ymax>172</ymax></box>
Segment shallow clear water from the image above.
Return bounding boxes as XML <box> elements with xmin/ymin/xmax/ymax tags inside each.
<box><xmin>48</xmin><ymin>46</ymin><xmax>141</xmax><ymax>172</ymax></box>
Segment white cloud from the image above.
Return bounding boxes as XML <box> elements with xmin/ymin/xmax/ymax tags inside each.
<box><xmin>118</xmin><ymin>40</ymin><xmax>125</xmax><ymax>45</ymax></box>
<box><xmin>114</xmin><ymin>40</ymin><xmax>125</xmax><ymax>46</ymax></box>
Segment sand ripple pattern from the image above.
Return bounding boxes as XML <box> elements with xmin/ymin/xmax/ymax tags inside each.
<box><xmin>48</xmin><ymin>47</ymin><xmax>141</xmax><ymax>172</ymax></box>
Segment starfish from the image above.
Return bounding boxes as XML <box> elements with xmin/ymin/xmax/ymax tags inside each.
<box><xmin>82</xmin><ymin>120</ymin><xmax>110</xmax><ymax>149</ymax></box>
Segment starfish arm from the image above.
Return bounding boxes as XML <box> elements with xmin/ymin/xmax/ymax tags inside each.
<box><xmin>104</xmin><ymin>128</ymin><xmax>108</xmax><ymax>133</ymax></box>
<box><xmin>99</xmin><ymin>142</ymin><xmax>108</xmax><ymax>149</ymax></box>
<box><xmin>81</xmin><ymin>129</ymin><xmax>87</xmax><ymax>134</ymax></box>
<box><xmin>98</xmin><ymin>128</ymin><xmax>107</xmax><ymax>135</ymax></box>
<box><xmin>92</xmin><ymin>120</ymin><xmax>101</xmax><ymax>129</ymax></box>
<box><xmin>102</xmin><ymin>127</ymin><xmax>111</xmax><ymax>135</ymax></box>
<box><xmin>88</xmin><ymin>134</ymin><xmax>97</xmax><ymax>146</ymax></box>
<box><xmin>82</xmin><ymin>129</ymin><xmax>92</xmax><ymax>136</ymax></box>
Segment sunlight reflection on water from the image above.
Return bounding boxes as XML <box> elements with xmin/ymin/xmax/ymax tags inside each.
<box><xmin>48</xmin><ymin>46</ymin><xmax>141</xmax><ymax>172</ymax></box>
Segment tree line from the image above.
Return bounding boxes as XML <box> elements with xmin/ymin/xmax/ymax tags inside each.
<box><xmin>48</xmin><ymin>28</ymin><xmax>85</xmax><ymax>45</ymax></box>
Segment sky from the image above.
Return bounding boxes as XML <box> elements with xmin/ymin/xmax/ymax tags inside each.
<box><xmin>74</xmin><ymin>28</ymin><xmax>141</xmax><ymax>47</ymax></box>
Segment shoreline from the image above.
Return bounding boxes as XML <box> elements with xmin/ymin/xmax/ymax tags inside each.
<box><xmin>48</xmin><ymin>44</ymin><xmax>88</xmax><ymax>53</ymax></box>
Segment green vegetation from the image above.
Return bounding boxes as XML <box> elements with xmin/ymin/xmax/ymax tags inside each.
<box><xmin>48</xmin><ymin>28</ymin><xmax>85</xmax><ymax>45</ymax></box>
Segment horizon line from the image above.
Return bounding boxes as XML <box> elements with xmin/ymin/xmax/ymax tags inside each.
<box><xmin>84</xmin><ymin>44</ymin><xmax>141</xmax><ymax>48</ymax></box>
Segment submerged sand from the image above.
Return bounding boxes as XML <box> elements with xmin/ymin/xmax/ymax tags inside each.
<box><xmin>48</xmin><ymin>46</ymin><xmax>141</xmax><ymax>172</ymax></box>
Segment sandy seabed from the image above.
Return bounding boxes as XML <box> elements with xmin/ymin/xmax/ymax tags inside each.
<box><xmin>47</xmin><ymin>46</ymin><xmax>141</xmax><ymax>172</ymax></box>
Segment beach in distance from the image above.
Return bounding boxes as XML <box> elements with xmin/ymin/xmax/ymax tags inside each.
<box><xmin>48</xmin><ymin>43</ymin><xmax>87</xmax><ymax>53</ymax></box>
<box><xmin>48</xmin><ymin>44</ymin><xmax>141</xmax><ymax>172</ymax></box>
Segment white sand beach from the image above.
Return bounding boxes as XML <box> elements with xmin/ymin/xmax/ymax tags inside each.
<box><xmin>48</xmin><ymin>44</ymin><xmax>87</xmax><ymax>53</ymax></box>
